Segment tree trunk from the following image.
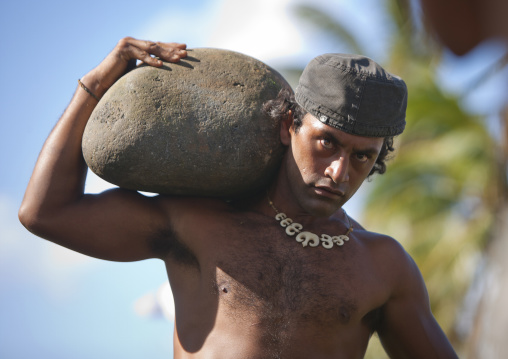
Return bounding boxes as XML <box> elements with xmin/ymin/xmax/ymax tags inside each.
<box><xmin>462</xmin><ymin>206</ymin><xmax>508</xmax><ymax>358</ymax></box>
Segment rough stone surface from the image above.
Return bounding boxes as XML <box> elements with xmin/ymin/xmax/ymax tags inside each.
<box><xmin>82</xmin><ymin>48</ymin><xmax>291</xmax><ymax>197</ymax></box>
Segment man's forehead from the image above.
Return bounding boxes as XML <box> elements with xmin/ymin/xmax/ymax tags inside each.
<box><xmin>303</xmin><ymin>113</ymin><xmax>384</xmax><ymax>149</ymax></box>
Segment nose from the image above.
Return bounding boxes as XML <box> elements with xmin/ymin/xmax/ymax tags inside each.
<box><xmin>324</xmin><ymin>156</ymin><xmax>349</xmax><ymax>184</ymax></box>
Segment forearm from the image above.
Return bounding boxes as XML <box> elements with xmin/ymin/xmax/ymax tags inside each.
<box><xmin>19</xmin><ymin>74</ymin><xmax>102</xmax><ymax>231</ymax></box>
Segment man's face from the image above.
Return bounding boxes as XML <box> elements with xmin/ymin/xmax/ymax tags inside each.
<box><xmin>283</xmin><ymin>113</ymin><xmax>384</xmax><ymax>217</ymax></box>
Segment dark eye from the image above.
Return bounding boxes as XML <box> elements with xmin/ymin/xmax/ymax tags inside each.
<box><xmin>355</xmin><ymin>153</ymin><xmax>369</xmax><ymax>163</ymax></box>
<box><xmin>320</xmin><ymin>138</ymin><xmax>334</xmax><ymax>149</ymax></box>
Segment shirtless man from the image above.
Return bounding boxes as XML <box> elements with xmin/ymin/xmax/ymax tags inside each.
<box><xmin>19</xmin><ymin>37</ymin><xmax>458</xmax><ymax>358</ymax></box>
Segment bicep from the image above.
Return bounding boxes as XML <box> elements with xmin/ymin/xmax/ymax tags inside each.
<box><xmin>24</xmin><ymin>188</ymin><xmax>169</xmax><ymax>262</ymax></box>
<box><xmin>377</xmin><ymin>253</ymin><xmax>458</xmax><ymax>358</ymax></box>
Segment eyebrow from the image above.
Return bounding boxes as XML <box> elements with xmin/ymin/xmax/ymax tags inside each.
<box><xmin>323</xmin><ymin>129</ymin><xmax>381</xmax><ymax>155</ymax></box>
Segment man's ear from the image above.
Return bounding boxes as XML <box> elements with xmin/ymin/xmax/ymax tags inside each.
<box><xmin>280</xmin><ymin>110</ymin><xmax>293</xmax><ymax>146</ymax></box>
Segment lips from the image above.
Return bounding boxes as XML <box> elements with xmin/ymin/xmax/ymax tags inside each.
<box><xmin>313</xmin><ymin>185</ymin><xmax>345</xmax><ymax>198</ymax></box>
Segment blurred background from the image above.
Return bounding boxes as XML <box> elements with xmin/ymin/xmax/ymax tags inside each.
<box><xmin>1</xmin><ymin>0</ymin><xmax>507</xmax><ymax>358</ymax></box>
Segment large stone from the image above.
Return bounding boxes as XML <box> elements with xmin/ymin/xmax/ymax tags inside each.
<box><xmin>82</xmin><ymin>48</ymin><xmax>291</xmax><ymax>197</ymax></box>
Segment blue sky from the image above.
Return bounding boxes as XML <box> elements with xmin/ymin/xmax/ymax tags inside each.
<box><xmin>1</xmin><ymin>1</ymin><xmax>506</xmax><ymax>358</ymax></box>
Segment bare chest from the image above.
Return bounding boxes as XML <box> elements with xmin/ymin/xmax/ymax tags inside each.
<box><xmin>203</xmin><ymin>215</ymin><xmax>384</xmax><ymax>331</ymax></box>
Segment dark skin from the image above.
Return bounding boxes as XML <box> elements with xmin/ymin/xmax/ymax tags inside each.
<box><xmin>19</xmin><ymin>37</ymin><xmax>458</xmax><ymax>358</ymax></box>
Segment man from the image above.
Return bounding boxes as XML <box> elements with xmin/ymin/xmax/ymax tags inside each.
<box><xmin>19</xmin><ymin>37</ymin><xmax>458</xmax><ymax>358</ymax></box>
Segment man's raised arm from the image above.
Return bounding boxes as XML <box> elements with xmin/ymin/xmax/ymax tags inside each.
<box><xmin>19</xmin><ymin>37</ymin><xmax>187</xmax><ymax>262</ymax></box>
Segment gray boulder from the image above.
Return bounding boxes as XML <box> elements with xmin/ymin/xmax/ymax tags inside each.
<box><xmin>82</xmin><ymin>48</ymin><xmax>291</xmax><ymax>197</ymax></box>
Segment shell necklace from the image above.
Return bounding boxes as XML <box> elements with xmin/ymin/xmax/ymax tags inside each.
<box><xmin>267</xmin><ymin>195</ymin><xmax>353</xmax><ymax>249</ymax></box>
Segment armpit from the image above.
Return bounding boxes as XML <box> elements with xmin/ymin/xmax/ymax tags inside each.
<box><xmin>363</xmin><ymin>306</ymin><xmax>382</xmax><ymax>334</ymax></box>
<box><xmin>149</xmin><ymin>227</ymin><xmax>199</xmax><ymax>268</ymax></box>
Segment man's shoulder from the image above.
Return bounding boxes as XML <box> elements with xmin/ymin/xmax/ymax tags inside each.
<box><xmin>328</xmin><ymin>211</ymin><xmax>411</xmax><ymax>264</ymax></box>
<box><xmin>339</xmin><ymin>214</ymin><xmax>396</xmax><ymax>245</ymax></box>
<box><xmin>352</xmin><ymin>225</ymin><xmax>413</xmax><ymax>269</ymax></box>
<box><xmin>155</xmin><ymin>194</ymin><xmax>233</xmax><ymax>216</ymax></box>
<box><xmin>349</xmin><ymin>228</ymin><xmax>425</xmax><ymax>301</ymax></box>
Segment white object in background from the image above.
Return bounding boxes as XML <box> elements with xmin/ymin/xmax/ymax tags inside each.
<box><xmin>134</xmin><ymin>281</ymin><xmax>175</xmax><ymax>322</ymax></box>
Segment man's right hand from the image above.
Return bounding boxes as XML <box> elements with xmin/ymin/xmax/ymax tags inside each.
<box><xmin>82</xmin><ymin>37</ymin><xmax>187</xmax><ymax>100</ymax></box>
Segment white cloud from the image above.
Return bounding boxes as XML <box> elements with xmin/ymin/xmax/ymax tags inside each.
<box><xmin>132</xmin><ymin>0</ymin><xmax>307</xmax><ymax>67</ymax></box>
<box><xmin>85</xmin><ymin>170</ymin><xmax>158</xmax><ymax>197</ymax></box>
<box><xmin>84</xmin><ymin>170</ymin><xmax>117</xmax><ymax>194</ymax></box>
<box><xmin>204</xmin><ymin>0</ymin><xmax>304</xmax><ymax>63</ymax></box>
<box><xmin>134</xmin><ymin>291</ymin><xmax>161</xmax><ymax>318</ymax></box>
<box><xmin>134</xmin><ymin>281</ymin><xmax>175</xmax><ymax>322</ymax></box>
<box><xmin>130</xmin><ymin>0</ymin><xmax>387</xmax><ymax>72</ymax></box>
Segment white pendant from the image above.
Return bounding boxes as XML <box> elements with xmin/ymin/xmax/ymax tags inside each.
<box><xmin>273</xmin><ymin>212</ymin><xmax>351</xmax><ymax>250</ymax></box>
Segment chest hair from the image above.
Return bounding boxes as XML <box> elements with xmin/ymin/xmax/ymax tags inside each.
<box><xmin>214</xmin><ymin>213</ymin><xmax>362</xmax><ymax>332</ymax></box>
